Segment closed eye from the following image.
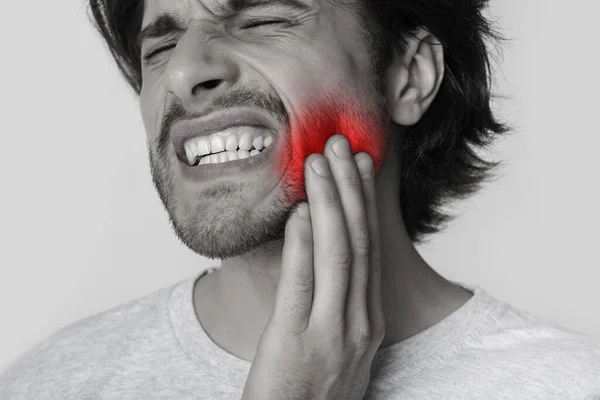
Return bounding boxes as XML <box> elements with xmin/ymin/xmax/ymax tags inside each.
<box><xmin>240</xmin><ymin>20</ymin><xmax>288</xmax><ymax>29</ymax></box>
<box><xmin>143</xmin><ymin>44</ymin><xmax>175</xmax><ymax>61</ymax></box>
<box><xmin>143</xmin><ymin>20</ymin><xmax>288</xmax><ymax>61</ymax></box>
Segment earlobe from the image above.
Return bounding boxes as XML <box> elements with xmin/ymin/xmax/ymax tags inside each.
<box><xmin>385</xmin><ymin>28</ymin><xmax>445</xmax><ymax>126</ymax></box>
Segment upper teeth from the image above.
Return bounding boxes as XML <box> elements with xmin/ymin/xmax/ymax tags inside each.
<box><xmin>183</xmin><ymin>126</ymin><xmax>274</xmax><ymax>165</ymax></box>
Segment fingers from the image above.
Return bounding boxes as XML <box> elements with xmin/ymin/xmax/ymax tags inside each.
<box><xmin>273</xmin><ymin>203</ymin><xmax>314</xmax><ymax>334</ymax></box>
<box><xmin>304</xmin><ymin>150</ymin><xmax>352</xmax><ymax>329</ymax></box>
<box><xmin>354</xmin><ymin>152</ymin><xmax>384</xmax><ymax>340</ymax></box>
<box><xmin>321</xmin><ymin>136</ymin><xmax>371</xmax><ymax>333</ymax></box>
<box><xmin>282</xmin><ymin>134</ymin><xmax>383</xmax><ymax>346</ymax></box>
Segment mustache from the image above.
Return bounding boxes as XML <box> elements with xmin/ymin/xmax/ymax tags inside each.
<box><xmin>154</xmin><ymin>87</ymin><xmax>289</xmax><ymax>157</ymax></box>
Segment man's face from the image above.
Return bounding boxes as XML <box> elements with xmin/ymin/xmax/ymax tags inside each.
<box><xmin>139</xmin><ymin>0</ymin><xmax>390</xmax><ymax>259</ymax></box>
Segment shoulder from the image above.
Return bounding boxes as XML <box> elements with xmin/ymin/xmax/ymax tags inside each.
<box><xmin>467</xmin><ymin>302</ymin><xmax>600</xmax><ymax>396</ymax></box>
<box><xmin>494</xmin><ymin>303</ymin><xmax>600</xmax><ymax>359</ymax></box>
<box><xmin>0</xmin><ymin>284</ymin><xmax>175</xmax><ymax>400</ymax></box>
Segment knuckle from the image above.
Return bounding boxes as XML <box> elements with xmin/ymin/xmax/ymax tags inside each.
<box><xmin>371</xmin><ymin>315</ymin><xmax>386</xmax><ymax>342</ymax></box>
<box><xmin>272</xmin><ymin>306</ymin><xmax>295</xmax><ymax>326</ymax></box>
<box><xmin>353</xmin><ymin>229</ymin><xmax>370</xmax><ymax>255</ymax></box>
<box><xmin>277</xmin><ymin>305</ymin><xmax>304</xmax><ymax>324</ymax></box>
<box><xmin>330</xmin><ymin>248</ymin><xmax>353</xmax><ymax>267</ymax></box>
<box><xmin>293</xmin><ymin>275</ymin><xmax>314</xmax><ymax>295</ymax></box>
<box><xmin>353</xmin><ymin>325</ymin><xmax>373</xmax><ymax>350</ymax></box>
<box><xmin>338</xmin><ymin>164</ymin><xmax>361</xmax><ymax>187</ymax></box>
<box><xmin>319</xmin><ymin>184</ymin><xmax>339</xmax><ymax>205</ymax></box>
<box><xmin>273</xmin><ymin>295</ymin><xmax>309</xmax><ymax>324</ymax></box>
<box><xmin>328</xmin><ymin>323</ymin><xmax>346</xmax><ymax>344</ymax></box>
<box><xmin>297</xmin><ymin>231</ymin><xmax>314</xmax><ymax>248</ymax></box>
<box><xmin>374</xmin><ymin>325</ymin><xmax>385</xmax><ymax>344</ymax></box>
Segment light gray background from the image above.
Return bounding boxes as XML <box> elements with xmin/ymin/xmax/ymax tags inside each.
<box><xmin>1</xmin><ymin>0</ymin><xmax>598</xmax><ymax>372</ymax></box>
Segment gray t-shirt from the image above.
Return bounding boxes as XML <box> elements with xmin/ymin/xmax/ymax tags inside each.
<box><xmin>2</xmin><ymin>267</ymin><xmax>600</xmax><ymax>399</ymax></box>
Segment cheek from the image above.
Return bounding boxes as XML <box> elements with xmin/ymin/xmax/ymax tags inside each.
<box><xmin>139</xmin><ymin>86</ymin><xmax>160</xmax><ymax>140</ymax></box>
<box><xmin>276</xmin><ymin>95</ymin><xmax>387</xmax><ymax>205</ymax></box>
<box><xmin>140</xmin><ymin>83</ymin><xmax>170</xmax><ymax>147</ymax></box>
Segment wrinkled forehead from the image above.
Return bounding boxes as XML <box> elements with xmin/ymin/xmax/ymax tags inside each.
<box><xmin>142</xmin><ymin>0</ymin><xmax>318</xmax><ymax>25</ymax></box>
<box><xmin>143</xmin><ymin>0</ymin><xmax>217</xmax><ymax>22</ymax></box>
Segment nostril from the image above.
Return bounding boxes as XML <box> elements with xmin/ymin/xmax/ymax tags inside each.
<box><xmin>201</xmin><ymin>79</ymin><xmax>221</xmax><ymax>89</ymax></box>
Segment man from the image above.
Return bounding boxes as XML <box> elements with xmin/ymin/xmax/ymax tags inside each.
<box><xmin>1</xmin><ymin>0</ymin><xmax>599</xmax><ymax>398</ymax></box>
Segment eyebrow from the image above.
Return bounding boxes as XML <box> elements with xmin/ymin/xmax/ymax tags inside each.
<box><xmin>137</xmin><ymin>0</ymin><xmax>310</xmax><ymax>48</ymax></box>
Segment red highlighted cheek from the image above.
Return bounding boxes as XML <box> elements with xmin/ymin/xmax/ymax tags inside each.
<box><xmin>275</xmin><ymin>97</ymin><xmax>387</xmax><ymax>205</ymax></box>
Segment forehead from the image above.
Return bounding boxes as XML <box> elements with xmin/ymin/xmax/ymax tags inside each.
<box><xmin>142</xmin><ymin>0</ymin><xmax>316</xmax><ymax>24</ymax></box>
<box><xmin>139</xmin><ymin>0</ymin><xmax>372</xmax><ymax>77</ymax></box>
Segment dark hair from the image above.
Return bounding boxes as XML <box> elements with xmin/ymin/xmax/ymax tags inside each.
<box><xmin>87</xmin><ymin>0</ymin><xmax>510</xmax><ymax>244</ymax></box>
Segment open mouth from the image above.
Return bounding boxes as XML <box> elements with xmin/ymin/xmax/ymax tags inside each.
<box><xmin>182</xmin><ymin>126</ymin><xmax>274</xmax><ymax>166</ymax></box>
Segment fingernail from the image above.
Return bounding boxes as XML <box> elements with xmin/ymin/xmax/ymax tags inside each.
<box><xmin>332</xmin><ymin>137</ymin><xmax>350</xmax><ymax>157</ymax></box>
<box><xmin>311</xmin><ymin>157</ymin><xmax>330</xmax><ymax>177</ymax></box>
<box><xmin>356</xmin><ymin>154</ymin><xmax>374</xmax><ymax>179</ymax></box>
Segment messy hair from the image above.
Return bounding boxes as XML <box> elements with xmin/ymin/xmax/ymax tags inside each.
<box><xmin>87</xmin><ymin>0</ymin><xmax>509</xmax><ymax>244</ymax></box>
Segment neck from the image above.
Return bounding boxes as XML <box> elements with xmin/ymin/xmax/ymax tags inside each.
<box><xmin>193</xmin><ymin>140</ymin><xmax>473</xmax><ymax>362</ymax></box>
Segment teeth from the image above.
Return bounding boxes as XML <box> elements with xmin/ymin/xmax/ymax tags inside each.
<box><xmin>239</xmin><ymin>133</ymin><xmax>253</xmax><ymax>151</ymax></box>
<box><xmin>184</xmin><ymin>131</ymin><xmax>275</xmax><ymax>165</ymax></box>
<box><xmin>197</xmin><ymin>139</ymin><xmax>211</xmax><ymax>156</ymax></box>
<box><xmin>226</xmin><ymin>151</ymin><xmax>238</xmax><ymax>161</ymax></box>
<box><xmin>253</xmin><ymin>136</ymin><xmax>264</xmax><ymax>151</ymax></box>
<box><xmin>264</xmin><ymin>136</ymin><xmax>273</xmax><ymax>148</ymax></box>
<box><xmin>195</xmin><ymin>148</ymin><xmax>264</xmax><ymax>166</ymax></box>
<box><xmin>225</xmin><ymin>135</ymin><xmax>237</xmax><ymax>151</ymax></box>
<box><xmin>185</xmin><ymin>143</ymin><xmax>196</xmax><ymax>166</ymax></box>
<box><xmin>208</xmin><ymin>154</ymin><xmax>216</xmax><ymax>164</ymax></box>
<box><xmin>210</xmin><ymin>136</ymin><xmax>225</xmax><ymax>153</ymax></box>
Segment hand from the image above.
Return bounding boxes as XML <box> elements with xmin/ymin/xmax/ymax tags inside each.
<box><xmin>241</xmin><ymin>134</ymin><xmax>385</xmax><ymax>400</ymax></box>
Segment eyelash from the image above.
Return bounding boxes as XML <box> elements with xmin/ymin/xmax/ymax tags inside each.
<box><xmin>143</xmin><ymin>45</ymin><xmax>175</xmax><ymax>61</ymax></box>
<box><xmin>142</xmin><ymin>20</ymin><xmax>288</xmax><ymax>61</ymax></box>
<box><xmin>240</xmin><ymin>19</ymin><xmax>288</xmax><ymax>29</ymax></box>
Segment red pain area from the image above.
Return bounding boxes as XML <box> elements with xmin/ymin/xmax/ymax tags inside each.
<box><xmin>276</xmin><ymin>98</ymin><xmax>387</xmax><ymax>205</ymax></box>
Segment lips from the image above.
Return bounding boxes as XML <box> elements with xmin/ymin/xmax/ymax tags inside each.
<box><xmin>170</xmin><ymin>109</ymin><xmax>278</xmax><ymax>164</ymax></box>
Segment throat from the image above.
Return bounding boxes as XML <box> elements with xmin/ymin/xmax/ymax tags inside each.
<box><xmin>192</xmin><ymin>269</ymin><xmax>268</xmax><ymax>362</ymax></box>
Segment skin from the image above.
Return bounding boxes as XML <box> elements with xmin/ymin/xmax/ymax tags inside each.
<box><xmin>139</xmin><ymin>0</ymin><xmax>473</xmax><ymax>376</ymax></box>
<box><xmin>241</xmin><ymin>137</ymin><xmax>385</xmax><ymax>399</ymax></box>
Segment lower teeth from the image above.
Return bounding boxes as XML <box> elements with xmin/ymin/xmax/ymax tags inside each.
<box><xmin>197</xmin><ymin>148</ymin><xmax>263</xmax><ymax>166</ymax></box>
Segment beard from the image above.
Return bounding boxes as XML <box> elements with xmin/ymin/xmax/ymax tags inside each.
<box><xmin>150</xmin><ymin>162</ymin><xmax>294</xmax><ymax>260</ymax></box>
<box><xmin>146</xmin><ymin>70</ymin><xmax>388</xmax><ymax>261</ymax></box>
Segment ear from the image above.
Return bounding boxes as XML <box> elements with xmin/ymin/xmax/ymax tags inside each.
<box><xmin>384</xmin><ymin>27</ymin><xmax>445</xmax><ymax>126</ymax></box>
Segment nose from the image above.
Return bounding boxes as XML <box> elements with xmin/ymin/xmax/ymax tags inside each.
<box><xmin>163</xmin><ymin>27</ymin><xmax>239</xmax><ymax>106</ymax></box>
